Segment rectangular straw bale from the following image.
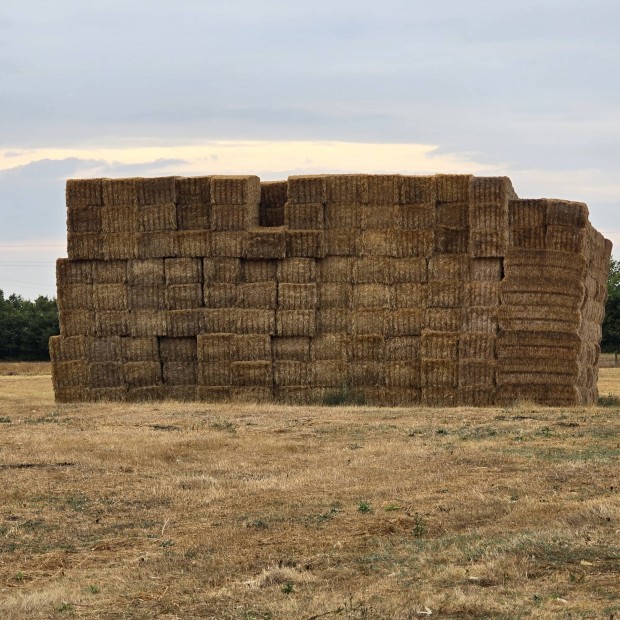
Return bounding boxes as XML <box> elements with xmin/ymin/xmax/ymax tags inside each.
<box><xmin>427</xmin><ymin>281</ymin><xmax>463</xmax><ymax>308</ymax></box>
<box><xmin>500</xmin><ymin>290</ymin><xmax>582</xmax><ymax>309</ymax></box>
<box><xmin>66</xmin><ymin>178</ymin><xmax>104</xmax><ymax>208</ymax></box>
<box><xmin>138</xmin><ymin>232</ymin><xmax>177</xmax><ymax>259</ymax></box>
<box><xmin>471</xmin><ymin>258</ymin><xmax>502</xmax><ymax>281</ymax></box>
<box><xmin>388</xmin><ymin>230</ymin><xmax>434</xmax><ymax>257</ymax></box>
<box><xmin>210</xmin><ymin>204</ymin><xmax>253</xmax><ymax>231</ymax></box>
<box><xmin>54</xmin><ymin>388</ymin><xmax>91</xmax><ymax>403</ymax></box>
<box><xmin>95</xmin><ymin>312</ymin><xmax>129</xmax><ymax>337</ymax></box>
<box><xmin>230</xmin><ymin>387</ymin><xmax>272</xmax><ymax>402</ymax></box>
<box><xmin>496</xmin><ymin>385</ymin><xmax>580</xmax><ymax>406</ymax></box>
<box><xmin>400</xmin><ymin>175</ymin><xmax>436</xmax><ymax>204</ymax></box>
<box><xmin>234</xmin><ymin>334</ymin><xmax>272</xmax><ymax>361</ymax></box>
<box><xmin>125</xmin><ymin>386</ymin><xmax>164</xmax><ymax>402</ymax></box>
<box><xmin>509</xmin><ymin>199</ymin><xmax>547</xmax><ymax>228</ymax></box>
<box><xmin>121</xmin><ymin>337</ymin><xmax>159</xmax><ymax>362</ymax></box>
<box><xmin>176</xmin><ymin>231</ymin><xmax>212</xmax><ymax>257</ymax></box>
<box><xmin>161</xmin><ymin>386</ymin><xmax>197</xmax><ymax>401</ymax></box>
<box><xmin>499</xmin><ymin>358</ymin><xmax>580</xmax><ymax>374</ymax></box>
<box><xmin>421</xmin><ymin>360</ymin><xmax>458</xmax><ymax>387</ymax></box>
<box><xmin>509</xmin><ymin>227</ymin><xmax>546</xmax><ymax>250</ymax></box>
<box><xmin>435</xmin><ymin>174</ymin><xmax>471</xmax><ymax>203</ymax></box>
<box><xmin>197</xmin><ymin>334</ymin><xmax>234</xmax><ymax>362</ymax></box>
<box><xmin>210</xmin><ymin>232</ymin><xmax>243</xmax><ymax>257</ymax></box>
<box><xmin>57</xmin><ymin>284</ymin><xmax>93</xmax><ymax>311</ymax></box>
<box><xmin>366</xmin><ymin>175</ymin><xmax>400</xmax><ymax>205</ymax></box>
<box><xmin>243</xmin><ymin>228</ymin><xmax>287</xmax><ymax>260</ymax></box>
<box><xmin>349</xmin><ymin>362</ymin><xmax>383</xmax><ymax>386</ymax></box>
<box><xmin>91</xmin><ymin>260</ymin><xmax>127</xmax><ymax>284</ymax></box>
<box><xmin>277</xmin><ymin>258</ymin><xmax>316</xmax><ymax>283</ymax></box>
<box><xmin>470</xmin><ymin>176</ymin><xmax>515</xmax><ymax>205</ymax></box>
<box><xmin>458</xmin><ymin>386</ymin><xmax>496</xmax><ymax>407</ymax></box>
<box><xmin>89</xmin><ymin>387</ymin><xmax>128</xmax><ymax>401</ymax></box>
<box><xmin>351</xmin><ymin>309</ymin><xmax>387</xmax><ymax>335</ymax></box>
<box><xmin>324</xmin><ymin>203</ymin><xmax>361</xmax><ymax>229</ymax></box>
<box><xmin>390</xmin><ymin>309</ymin><xmax>425</xmax><ymax>336</ymax></box>
<box><xmin>546</xmin><ymin>225</ymin><xmax>586</xmax><ymax>253</ymax></box>
<box><xmin>385</xmin><ymin>336</ymin><xmax>420</xmax><ymax>361</ymax></box>
<box><xmin>287</xmin><ymin>175</ymin><xmax>327</xmax><ymax>205</ymax></box>
<box><xmin>286</xmin><ymin>230</ymin><xmax>325</xmax><ymax>258</ymax></box>
<box><xmin>319</xmin><ymin>257</ymin><xmax>353</xmax><ymax>282</ymax></box>
<box><xmin>361</xmin><ymin>204</ymin><xmax>398</xmax><ymax>230</ymax></box>
<box><xmin>422</xmin><ymin>387</ymin><xmax>457</xmax><ymax>407</ymax></box>
<box><xmin>312</xmin><ymin>360</ymin><xmax>347</xmax><ymax>386</ymax></box>
<box><xmin>458</xmin><ymin>361</ymin><xmax>495</xmax><ymax>387</ymax></box>
<box><xmin>465</xmin><ymin>282</ymin><xmax>500</xmax><ymax>306</ymax></box>
<box><xmin>175</xmin><ymin>176</ymin><xmax>211</xmax><ymax>205</ymax></box>
<box><xmin>324</xmin><ymin>229</ymin><xmax>360</xmax><ymax>256</ymax></box>
<box><xmin>165</xmin><ymin>258</ymin><xmax>202</xmax><ymax>285</ymax></box>
<box><xmin>89</xmin><ymin>362</ymin><xmax>123</xmax><ymax>388</ymax></box>
<box><xmin>317</xmin><ymin>308</ymin><xmax>351</xmax><ymax>333</ymax></box>
<box><xmin>325</xmin><ymin>174</ymin><xmax>368</xmax><ymax>204</ymax></box>
<box><xmin>459</xmin><ymin>333</ymin><xmax>495</xmax><ymax>360</ymax></box>
<box><xmin>423</xmin><ymin>308</ymin><xmax>461</xmax><ymax>332</ymax></box>
<box><xmin>436</xmin><ymin>202</ymin><xmax>469</xmax><ymax>228</ymax></box>
<box><xmin>49</xmin><ymin>335</ymin><xmax>87</xmax><ymax>362</ymax></box>
<box><xmin>166</xmin><ymin>310</ymin><xmax>203</xmax><ymax>336</ymax></box>
<box><xmin>197</xmin><ymin>362</ymin><xmax>231</xmax><ymax>386</ymax></box>
<box><xmin>196</xmin><ymin>386</ymin><xmax>230</xmax><ymax>401</ymax></box>
<box><xmin>470</xmin><ymin>230</ymin><xmax>507</xmax><ymax>257</ymax></box>
<box><xmin>242</xmin><ymin>259</ymin><xmax>277</xmax><ymax>283</ymax></box>
<box><xmin>232</xmin><ymin>361</ymin><xmax>272</xmax><ymax>387</ymax></box>
<box><xmin>434</xmin><ymin>227</ymin><xmax>469</xmax><ymax>254</ymax></box>
<box><xmin>136</xmin><ymin>177</ymin><xmax>176</xmax><ymax>206</ymax></box>
<box><xmin>204</xmin><ymin>258</ymin><xmax>241</xmax><ymax>284</ymax></box>
<box><xmin>470</xmin><ymin>203</ymin><xmax>506</xmax><ymax>231</ymax></box>
<box><xmin>67</xmin><ymin>205</ymin><xmax>101</xmax><ymax>234</ymax></box>
<box><xmin>177</xmin><ymin>203</ymin><xmax>210</xmax><ymax>231</ymax></box>
<box><xmin>203</xmin><ymin>309</ymin><xmax>237</xmax><ymax>333</ymax></box>
<box><xmin>420</xmin><ymin>332</ymin><xmax>458</xmax><ymax>360</ymax></box>
<box><xmin>102</xmin><ymin>233</ymin><xmax>139</xmax><ymax>260</ymax></box>
<box><xmin>260</xmin><ymin>180</ymin><xmax>287</xmax><ymax>209</ymax></box>
<box><xmin>138</xmin><ymin>203</ymin><xmax>177</xmax><ymax>232</ymax></box>
<box><xmin>385</xmin><ymin>362</ymin><xmax>421</xmax><ymax>388</ymax></box>
<box><xmin>504</xmin><ymin>248</ymin><xmax>587</xmax><ymax>275</ymax></box>
<box><xmin>273</xmin><ymin>337</ymin><xmax>311</xmax><ymax>362</ymax></box>
<box><xmin>497</xmin><ymin>329</ymin><xmax>580</xmax><ymax>350</ymax></box>
<box><xmin>52</xmin><ymin>361</ymin><xmax>89</xmax><ymax>389</ymax></box>
<box><xmin>92</xmin><ymin>284</ymin><xmax>128</xmax><ymax>311</ymax></box>
<box><xmin>128</xmin><ymin>311</ymin><xmax>167</xmax><ymax>337</ymax></box>
<box><xmin>274</xmin><ymin>361</ymin><xmax>310</xmax><ymax>386</ymax></box>
<box><xmin>234</xmin><ymin>309</ymin><xmax>276</xmax><ymax>335</ymax></box>
<box><xmin>389</xmin><ymin>258</ymin><xmax>428</xmax><ymax>284</ymax></box>
<box><xmin>162</xmin><ymin>362</ymin><xmax>198</xmax><ymax>386</ymax></box>
<box><xmin>86</xmin><ymin>336</ymin><xmax>121</xmax><ymax>362</ymax></box>
<box><xmin>312</xmin><ymin>333</ymin><xmax>349</xmax><ymax>360</ymax></box>
<box><xmin>546</xmin><ymin>200</ymin><xmax>588</xmax><ymax>228</ymax></box>
<box><xmin>496</xmin><ymin>369</ymin><xmax>577</xmax><ymax>387</ymax></box>
<box><xmin>127</xmin><ymin>259</ymin><xmax>164</xmax><ymax>285</ymax></box>
<box><xmin>60</xmin><ymin>310</ymin><xmax>95</xmax><ymax>337</ymax></box>
<box><xmin>498</xmin><ymin>304</ymin><xmax>579</xmax><ymax>323</ymax></box>
<box><xmin>204</xmin><ymin>283</ymin><xmax>238</xmax><ymax>308</ymax></box>
<box><xmin>239</xmin><ymin>282</ymin><xmax>277</xmax><ymax>309</ymax></box>
<box><xmin>275</xmin><ymin>386</ymin><xmax>312</xmax><ymax>404</ymax></box>
<box><xmin>159</xmin><ymin>336</ymin><xmax>197</xmax><ymax>361</ymax></box>
<box><xmin>276</xmin><ymin>310</ymin><xmax>315</xmax><ymax>337</ymax></box>
<box><xmin>349</xmin><ymin>335</ymin><xmax>384</xmax><ymax>361</ymax></box>
<box><xmin>67</xmin><ymin>233</ymin><xmax>104</xmax><ymax>260</ymax></box>
<box><xmin>382</xmin><ymin>388</ymin><xmax>422</xmax><ymax>406</ymax></box>
<box><xmin>462</xmin><ymin>307</ymin><xmax>498</xmax><ymax>334</ymax></box>
<box><xmin>102</xmin><ymin>178</ymin><xmax>137</xmax><ymax>206</ymax></box>
<box><xmin>210</xmin><ymin>175</ymin><xmax>260</xmax><ymax>206</ymax></box>
<box><xmin>318</xmin><ymin>283</ymin><xmax>352</xmax><ymax>309</ymax></box>
<box><xmin>261</xmin><ymin>207</ymin><xmax>285</xmax><ymax>227</ymax></box>
<box><xmin>496</xmin><ymin>344</ymin><xmax>581</xmax><ymax>360</ymax></box>
<box><xmin>56</xmin><ymin>259</ymin><xmax>93</xmax><ymax>285</ymax></box>
<box><xmin>397</xmin><ymin>203</ymin><xmax>435</xmax><ymax>229</ymax></box>
<box><xmin>285</xmin><ymin>202</ymin><xmax>324</xmax><ymax>229</ymax></box>
<box><xmin>351</xmin><ymin>284</ymin><xmax>390</xmax><ymax>309</ymax></box>
<box><xmin>360</xmin><ymin>230</ymin><xmax>390</xmax><ymax>256</ymax></box>
<box><xmin>278</xmin><ymin>283</ymin><xmax>317</xmax><ymax>310</ymax></box>
<box><xmin>352</xmin><ymin>257</ymin><xmax>390</xmax><ymax>284</ymax></box>
<box><xmin>498</xmin><ymin>317</ymin><xmax>580</xmax><ymax>334</ymax></box>
<box><xmin>123</xmin><ymin>362</ymin><xmax>161</xmax><ymax>387</ymax></box>
<box><xmin>165</xmin><ymin>284</ymin><xmax>203</xmax><ymax>309</ymax></box>
<box><xmin>101</xmin><ymin>205</ymin><xmax>138</xmax><ymax>233</ymax></box>
<box><xmin>429</xmin><ymin>254</ymin><xmax>470</xmax><ymax>281</ymax></box>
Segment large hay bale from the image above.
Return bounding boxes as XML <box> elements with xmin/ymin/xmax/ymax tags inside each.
<box><xmin>165</xmin><ymin>310</ymin><xmax>203</xmax><ymax>336</ymax></box>
<box><xmin>287</xmin><ymin>175</ymin><xmax>327</xmax><ymax>205</ymax></box>
<box><xmin>390</xmin><ymin>309</ymin><xmax>425</xmax><ymax>336</ymax></box>
<box><xmin>177</xmin><ymin>203</ymin><xmax>210</xmax><ymax>231</ymax></box>
<box><xmin>165</xmin><ymin>284</ymin><xmax>203</xmax><ymax>310</ymax></box>
<box><xmin>284</xmin><ymin>203</ymin><xmax>325</xmax><ymax>229</ymax></box>
<box><xmin>67</xmin><ymin>206</ymin><xmax>101</xmax><ymax>234</ymax></box>
<box><xmin>435</xmin><ymin>174</ymin><xmax>471</xmax><ymax>203</ymax></box>
<box><xmin>210</xmin><ymin>232</ymin><xmax>243</xmax><ymax>257</ymax></box>
<box><xmin>101</xmin><ymin>205</ymin><xmax>138</xmax><ymax>233</ymax></box>
<box><xmin>67</xmin><ymin>233</ymin><xmax>104</xmax><ymax>260</ymax></box>
<box><xmin>401</xmin><ymin>175</ymin><xmax>436</xmax><ymax>204</ymax></box>
<box><xmin>56</xmin><ymin>259</ymin><xmax>93</xmax><ymax>285</ymax></box>
<box><xmin>286</xmin><ymin>230</ymin><xmax>325</xmax><ymax>258</ymax></box>
<box><xmin>366</xmin><ymin>175</ymin><xmax>401</xmax><ymax>205</ymax></box>
<box><xmin>231</xmin><ymin>361</ymin><xmax>272</xmax><ymax>387</ymax></box>
<box><xmin>66</xmin><ymin>179</ymin><xmax>104</xmax><ymax>208</ymax></box>
<box><xmin>273</xmin><ymin>337</ymin><xmax>311</xmax><ymax>362</ymax></box>
<box><xmin>277</xmin><ymin>258</ymin><xmax>316</xmax><ymax>283</ymax></box>
<box><xmin>163</xmin><ymin>362</ymin><xmax>198</xmax><ymax>386</ymax></box>
<box><xmin>89</xmin><ymin>362</ymin><xmax>124</xmax><ymax>388</ymax></box>
<box><xmin>198</xmin><ymin>362</ymin><xmax>232</xmax><ymax>386</ymax></box>
<box><xmin>136</xmin><ymin>177</ymin><xmax>177</xmax><ymax>206</ymax></box>
<box><xmin>210</xmin><ymin>175</ymin><xmax>260</xmax><ymax>206</ymax></box>
<box><xmin>312</xmin><ymin>360</ymin><xmax>347</xmax><ymax>386</ymax></box>
<box><xmin>239</xmin><ymin>282</ymin><xmax>277</xmax><ymax>309</ymax></box>
<box><xmin>102</xmin><ymin>178</ymin><xmax>137</xmax><ymax>206</ymax></box>
<box><xmin>123</xmin><ymin>362</ymin><xmax>162</xmax><ymax>387</ymax></box>
<box><xmin>176</xmin><ymin>231</ymin><xmax>212</xmax><ymax>257</ymax></box>
<box><xmin>312</xmin><ymin>333</ymin><xmax>349</xmax><ymax>360</ymax></box>
<box><xmin>325</xmin><ymin>174</ymin><xmax>368</xmax><ymax>204</ymax></box>
<box><xmin>175</xmin><ymin>176</ymin><xmax>211</xmax><ymax>205</ymax></box>
<box><xmin>274</xmin><ymin>361</ymin><xmax>310</xmax><ymax>386</ymax></box>
<box><xmin>276</xmin><ymin>310</ymin><xmax>315</xmax><ymax>337</ymax></box>
<box><xmin>324</xmin><ymin>203</ymin><xmax>361</xmax><ymax>229</ymax></box>
<box><xmin>318</xmin><ymin>283</ymin><xmax>352</xmax><ymax>309</ymax></box>
<box><xmin>351</xmin><ymin>309</ymin><xmax>387</xmax><ymax>336</ymax></box>
<box><xmin>234</xmin><ymin>309</ymin><xmax>276</xmax><ymax>335</ymax></box>
<box><xmin>128</xmin><ymin>311</ymin><xmax>167</xmax><ymax>337</ymax></box>
<box><xmin>351</xmin><ymin>284</ymin><xmax>390</xmax><ymax>309</ymax></box>
<box><xmin>278</xmin><ymin>283</ymin><xmax>317</xmax><ymax>310</ymax></box>
<box><xmin>139</xmin><ymin>203</ymin><xmax>177</xmax><ymax>232</ymax></box>
<box><xmin>235</xmin><ymin>334</ymin><xmax>272</xmax><ymax>361</ymax></box>
<box><xmin>95</xmin><ymin>311</ymin><xmax>129</xmax><ymax>337</ymax></box>
<box><xmin>204</xmin><ymin>258</ymin><xmax>241</xmax><ymax>283</ymax></box>
<box><xmin>138</xmin><ymin>232</ymin><xmax>177</xmax><ymax>259</ymax></box>
<box><xmin>164</xmin><ymin>258</ymin><xmax>204</xmax><ymax>288</ymax></box>
<box><xmin>243</xmin><ymin>229</ymin><xmax>287</xmax><ymax>260</ymax></box>
<box><xmin>385</xmin><ymin>336</ymin><xmax>420</xmax><ymax>361</ymax></box>
<box><xmin>128</xmin><ymin>285</ymin><xmax>166</xmax><ymax>310</ymax></box>
<box><xmin>385</xmin><ymin>362</ymin><xmax>421</xmax><ymax>388</ymax></box>
<box><xmin>324</xmin><ymin>229</ymin><xmax>360</xmax><ymax>256</ymax></box>
<box><xmin>420</xmin><ymin>333</ymin><xmax>458</xmax><ymax>360</ymax></box>
<box><xmin>121</xmin><ymin>337</ymin><xmax>159</xmax><ymax>362</ymax></box>
<box><xmin>204</xmin><ymin>284</ymin><xmax>238</xmax><ymax>308</ymax></box>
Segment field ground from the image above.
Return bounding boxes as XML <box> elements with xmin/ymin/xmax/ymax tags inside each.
<box><xmin>0</xmin><ymin>369</ymin><xmax>618</xmax><ymax>619</ymax></box>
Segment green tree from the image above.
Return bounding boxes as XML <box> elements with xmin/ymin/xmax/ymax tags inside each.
<box><xmin>602</xmin><ymin>258</ymin><xmax>620</xmax><ymax>353</ymax></box>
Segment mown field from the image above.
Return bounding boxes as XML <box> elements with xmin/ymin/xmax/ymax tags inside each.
<box><xmin>0</xmin><ymin>364</ymin><xmax>618</xmax><ymax>619</ymax></box>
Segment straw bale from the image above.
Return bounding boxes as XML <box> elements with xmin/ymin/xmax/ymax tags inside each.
<box><xmin>546</xmin><ymin>225</ymin><xmax>586</xmax><ymax>253</ymax></box>
<box><xmin>277</xmin><ymin>258</ymin><xmax>316</xmax><ymax>284</ymax></box>
<box><xmin>496</xmin><ymin>344</ymin><xmax>579</xmax><ymax>360</ymax></box>
<box><xmin>390</xmin><ymin>309</ymin><xmax>425</xmax><ymax>336</ymax></box>
<box><xmin>324</xmin><ymin>203</ymin><xmax>361</xmax><ymax>229</ymax></box>
<box><xmin>159</xmin><ymin>336</ymin><xmax>196</xmax><ymax>362</ymax></box>
<box><xmin>382</xmin><ymin>388</ymin><xmax>422</xmax><ymax>406</ymax></box>
<box><xmin>385</xmin><ymin>362</ymin><xmax>421</xmax><ymax>388</ymax></box>
<box><xmin>59</xmin><ymin>310</ymin><xmax>94</xmax><ymax>337</ymax></box>
<box><xmin>196</xmin><ymin>386</ymin><xmax>230</xmax><ymax>401</ymax></box>
<box><xmin>427</xmin><ymin>281</ymin><xmax>463</xmax><ymax>308</ymax></box>
<box><xmin>235</xmin><ymin>334</ymin><xmax>271</xmax><ymax>361</ymax></box>
<box><xmin>177</xmin><ymin>203</ymin><xmax>210</xmax><ymax>231</ymax></box>
<box><xmin>89</xmin><ymin>362</ymin><xmax>123</xmax><ymax>388</ymax></box>
<box><xmin>165</xmin><ymin>284</ymin><xmax>202</xmax><ymax>310</ymax></box>
<box><xmin>422</xmin><ymin>387</ymin><xmax>457</xmax><ymax>407</ymax></box>
<box><xmin>466</xmin><ymin>282</ymin><xmax>500</xmax><ymax>306</ymax></box>
<box><xmin>325</xmin><ymin>174</ymin><xmax>368</xmax><ymax>204</ymax></box>
<box><xmin>234</xmin><ymin>309</ymin><xmax>276</xmax><ymax>335</ymax></box>
<box><xmin>287</xmin><ymin>175</ymin><xmax>327</xmax><ymax>205</ymax></box>
<box><xmin>349</xmin><ymin>362</ymin><xmax>383</xmax><ymax>386</ymax></box>
<box><xmin>276</xmin><ymin>310</ymin><xmax>315</xmax><ymax>337</ymax></box>
<box><xmin>385</xmin><ymin>336</ymin><xmax>420</xmax><ymax>361</ymax></box>
<box><xmin>175</xmin><ymin>176</ymin><xmax>211</xmax><ymax>205</ymax></box>
<box><xmin>498</xmin><ymin>304</ymin><xmax>579</xmax><ymax>324</ymax></box>
<box><xmin>210</xmin><ymin>232</ymin><xmax>243</xmax><ymax>257</ymax></box>
<box><xmin>470</xmin><ymin>231</ymin><xmax>506</xmax><ymax>257</ymax></box>
<box><xmin>278</xmin><ymin>283</ymin><xmax>317</xmax><ymax>310</ymax></box>
<box><xmin>508</xmin><ymin>199</ymin><xmax>547</xmax><ymax>228</ymax></box>
<box><xmin>470</xmin><ymin>176</ymin><xmax>515</xmax><ymax>205</ymax></box>
<box><xmin>243</xmin><ymin>228</ymin><xmax>287</xmax><ymax>260</ymax></box>
<box><xmin>165</xmin><ymin>258</ymin><xmax>202</xmax><ymax>285</ymax></box>
<box><xmin>56</xmin><ymin>259</ymin><xmax>93</xmax><ymax>285</ymax></box>
<box><xmin>49</xmin><ymin>335</ymin><xmax>86</xmax><ymax>362</ymax></box>
<box><xmin>203</xmin><ymin>309</ymin><xmax>237</xmax><ymax>333</ymax></box>
<box><xmin>499</xmin><ymin>358</ymin><xmax>579</xmax><ymax>374</ymax></box>
<box><xmin>54</xmin><ymin>388</ymin><xmax>91</xmax><ymax>403</ymax></box>
<box><xmin>103</xmin><ymin>233</ymin><xmax>139</xmax><ymax>260</ymax></box>
<box><xmin>136</xmin><ymin>177</ymin><xmax>176</xmax><ymax>206</ymax></box>
<box><xmin>496</xmin><ymin>385</ymin><xmax>581</xmax><ymax>406</ymax></box>
<box><xmin>92</xmin><ymin>284</ymin><xmax>128</xmax><ymax>312</ymax></box>
<box><xmin>123</xmin><ymin>362</ymin><xmax>161</xmax><ymax>387</ymax></box>
<box><xmin>86</xmin><ymin>336</ymin><xmax>121</xmax><ymax>362</ymax></box>
<box><xmin>166</xmin><ymin>310</ymin><xmax>203</xmax><ymax>336</ymax></box>
<box><xmin>316</xmin><ymin>309</ymin><xmax>349</xmax><ymax>334</ymax></box>
<box><xmin>231</xmin><ymin>387</ymin><xmax>272</xmax><ymax>402</ymax></box>
<box><xmin>428</xmin><ymin>255</ymin><xmax>469</xmax><ymax>281</ymax></box>
<box><xmin>500</xmin><ymin>289</ymin><xmax>582</xmax><ymax>309</ymax></box>
<box><xmin>420</xmin><ymin>333</ymin><xmax>458</xmax><ymax>360</ymax></box>
<box><xmin>138</xmin><ymin>203</ymin><xmax>176</xmax><ymax>232</ymax></box>
<box><xmin>95</xmin><ymin>312</ymin><xmax>129</xmax><ymax>337</ymax></box>
<box><xmin>286</xmin><ymin>230</ymin><xmax>325</xmax><ymax>258</ymax></box>
<box><xmin>162</xmin><ymin>362</ymin><xmax>198</xmax><ymax>386</ymax></box>
<box><xmin>260</xmin><ymin>180</ymin><xmax>287</xmax><ymax>209</ymax></box>
<box><xmin>401</xmin><ymin>175</ymin><xmax>436</xmax><ymax>204</ymax></box>
<box><xmin>546</xmin><ymin>200</ymin><xmax>588</xmax><ymax>228</ymax></box>
<box><xmin>240</xmin><ymin>259</ymin><xmax>275</xmax><ymax>283</ymax></box>
<box><xmin>204</xmin><ymin>258</ymin><xmax>241</xmax><ymax>284</ymax></box>
<box><xmin>359</xmin><ymin>230</ymin><xmax>388</xmax><ymax>256</ymax></box>
<box><xmin>504</xmin><ymin>248</ymin><xmax>587</xmax><ymax>276</ymax></box>
<box><xmin>137</xmin><ymin>232</ymin><xmax>176</xmax><ymax>259</ymax></box>
<box><xmin>204</xmin><ymin>283</ymin><xmax>238</xmax><ymax>308</ymax></box>
<box><xmin>127</xmin><ymin>259</ymin><xmax>165</xmax><ymax>285</ymax></box>
<box><xmin>435</xmin><ymin>174</ymin><xmax>471</xmax><ymax>203</ymax></box>
<box><xmin>369</xmin><ymin>230</ymin><xmax>434</xmax><ymax>258</ymax></box>
<box><xmin>423</xmin><ymin>308</ymin><xmax>461</xmax><ymax>332</ymax></box>
<box><xmin>312</xmin><ymin>360</ymin><xmax>348</xmax><ymax>386</ymax></box>
<box><xmin>366</xmin><ymin>175</ymin><xmax>400</xmax><ymax>205</ymax></box>
<box><xmin>285</xmin><ymin>203</ymin><xmax>324</xmax><ymax>230</ymax></box>
<box><xmin>470</xmin><ymin>204</ymin><xmax>506</xmax><ymax>232</ymax></box>
<box><xmin>324</xmin><ymin>229</ymin><xmax>360</xmax><ymax>256</ymax></box>
<box><xmin>319</xmin><ymin>257</ymin><xmax>353</xmax><ymax>282</ymax></box>
<box><xmin>273</xmin><ymin>337</ymin><xmax>310</xmax><ymax>362</ymax></box>
<box><xmin>197</xmin><ymin>334</ymin><xmax>234</xmax><ymax>362</ymax></box>
<box><xmin>318</xmin><ymin>283</ymin><xmax>352</xmax><ymax>309</ymax></box>
<box><xmin>90</xmin><ymin>260</ymin><xmax>127</xmax><ymax>284</ymax></box>
<box><xmin>126</xmin><ymin>386</ymin><xmax>164</xmax><ymax>402</ymax></box>
<box><xmin>66</xmin><ymin>178</ymin><xmax>104</xmax><ymax>208</ymax></box>
<box><xmin>462</xmin><ymin>307</ymin><xmax>498</xmax><ymax>334</ymax></box>
<box><xmin>210</xmin><ymin>175</ymin><xmax>260</xmax><ymax>206</ymax></box>
<box><xmin>239</xmin><ymin>282</ymin><xmax>277</xmax><ymax>309</ymax></box>
<box><xmin>67</xmin><ymin>233</ymin><xmax>104</xmax><ymax>260</ymax></box>
<box><xmin>176</xmin><ymin>231</ymin><xmax>212</xmax><ymax>257</ymax></box>
<box><xmin>210</xmin><ymin>204</ymin><xmax>254</xmax><ymax>231</ymax></box>
<box><xmin>57</xmin><ymin>284</ymin><xmax>93</xmax><ymax>311</ymax></box>
<box><xmin>434</xmin><ymin>227</ymin><xmax>469</xmax><ymax>254</ymax></box>
<box><xmin>162</xmin><ymin>386</ymin><xmax>197</xmax><ymax>400</ymax></box>
<box><xmin>262</xmin><ymin>207</ymin><xmax>285</xmax><ymax>227</ymax></box>
<box><xmin>458</xmin><ymin>361</ymin><xmax>495</xmax><ymax>387</ymax></box>
<box><xmin>459</xmin><ymin>333</ymin><xmax>495</xmax><ymax>360</ymax></box>
<box><xmin>361</xmin><ymin>204</ymin><xmax>398</xmax><ymax>230</ymax></box>
<box><xmin>101</xmin><ymin>205</ymin><xmax>138</xmax><ymax>233</ymax></box>
<box><xmin>67</xmin><ymin>206</ymin><xmax>101</xmax><ymax>234</ymax></box>
<box><xmin>52</xmin><ymin>361</ymin><xmax>89</xmax><ymax>389</ymax></box>
<box><xmin>275</xmin><ymin>386</ymin><xmax>311</xmax><ymax>404</ymax></box>
<box><xmin>89</xmin><ymin>387</ymin><xmax>127</xmax><ymax>401</ymax></box>
<box><xmin>508</xmin><ymin>227</ymin><xmax>546</xmax><ymax>250</ymax></box>
<box><xmin>274</xmin><ymin>361</ymin><xmax>310</xmax><ymax>386</ymax></box>
<box><xmin>496</xmin><ymin>370</ymin><xmax>577</xmax><ymax>387</ymax></box>
<box><xmin>458</xmin><ymin>387</ymin><xmax>496</xmax><ymax>407</ymax></box>
<box><xmin>121</xmin><ymin>337</ymin><xmax>159</xmax><ymax>362</ymax></box>
<box><xmin>497</xmin><ymin>329</ymin><xmax>580</xmax><ymax>348</ymax></box>
<box><xmin>471</xmin><ymin>258</ymin><xmax>502</xmax><ymax>281</ymax></box>
<box><xmin>127</xmin><ymin>311</ymin><xmax>167</xmax><ymax>337</ymax></box>
<box><xmin>397</xmin><ymin>204</ymin><xmax>435</xmax><ymax>230</ymax></box>
<box><xmin>389</xmin><ymin>258</ymin><xmax>428</xmax><ymax>284</ymax></box>
<box><xmin>232</xmin><ymin>361</ymin><xmax>272</xmax><ymax>387</ymax></box>
<box><xmin>197</xmin><ymin>362</ymin><xmax>231</xmax><ymax>386</ymax></box>
<box><xmin>351</xmin><ymin>309</ymin><xmax>387</xmax><ymax>335</ymax></box>
<box><xmin>102</xmin><ymin>179</ymin><xmax>137</xmax><ymax>206</ymax></box>
<box><xmin>436</xmin><ymin>202</ymin><xmax>469</xmax><ymax>228</ymax></box>
<box><xmin>312</xmin><ymin>333</ymin><xmax>349</xmax><ymax>360</ymax></box>
<box><xmin>349</xmin><ymin>335</ymin><xmax>384</xmax><ymax>361</ymax></box>
<box><xmin>351</xmin><ymin>284</ymin><xmax>390</xmax><ymax>309</ymax></box>
<box><xmin>352</xmin><ymin>257</ymin><xmax>390</xmax><ymax>284</ymax></box>
<box><xmin>421</xmin><ymin>360</ymin><xmax>458</xmax><ymax>388</ymax></box>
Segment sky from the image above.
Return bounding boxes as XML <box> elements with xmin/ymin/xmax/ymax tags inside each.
<box><xmin>1</xmin><ymin>0</ymin><xmax>619</xmax><ymax>299</ymax></box>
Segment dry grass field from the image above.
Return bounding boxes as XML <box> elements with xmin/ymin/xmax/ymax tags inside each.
<box><xmin>0</xmin><ymin>364</ymin><xmax>618</xmax><ymax>619</ymax></box>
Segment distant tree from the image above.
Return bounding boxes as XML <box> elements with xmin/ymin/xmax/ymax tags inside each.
<box><xmin>602</xmin><ymin>258</ymin><xmax>620</xmax><ymax>353</ymax></box>
<box><xmin>0</xmin><ymin>290</ymin><xmax>59</xmax><ymax>360</ymax></box>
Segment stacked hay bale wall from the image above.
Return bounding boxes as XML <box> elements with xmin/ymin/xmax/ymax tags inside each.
<box><xmin>51</xmin><ymin>174</ymin><xmax>611</xmax><ymax>406</ymax></box>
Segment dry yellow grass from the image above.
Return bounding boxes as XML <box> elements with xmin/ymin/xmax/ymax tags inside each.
<box><xmin>0</xmin><ymin>371</ymin><xmax>618</xmax><ymax>619</ymax></box>
<box><xmin>0</xmin><ymin>362</ymin><xmax>51</xmax><ymax>376</ymax></box>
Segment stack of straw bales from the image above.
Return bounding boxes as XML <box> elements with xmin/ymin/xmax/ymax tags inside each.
<box><xmin>51</xmin><ymin>173</ymin><xmax>611</xmax><ymax>406</ymax></box>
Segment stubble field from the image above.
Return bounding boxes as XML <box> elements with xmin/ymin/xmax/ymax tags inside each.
<box><xmin>0</xmin><ymin>364</ymin><xmax>618</xmax><ymax>619</ymax></box>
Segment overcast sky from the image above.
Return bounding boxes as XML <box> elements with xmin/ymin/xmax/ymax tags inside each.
<box><xmin>1</xmin><ymin>0</ymin><xmax>619</xmax><ymax>298</ymax></box>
